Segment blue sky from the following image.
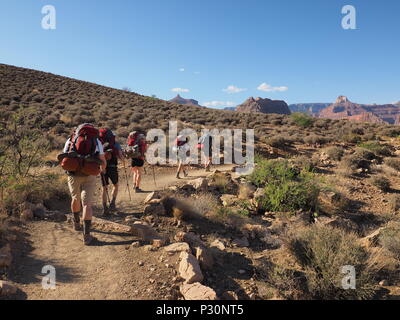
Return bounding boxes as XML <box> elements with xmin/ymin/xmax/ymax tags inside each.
<box><xmin>0</xmin><ymin>0</ymin><xmax>399</xmax><ymax>107</ymax></box>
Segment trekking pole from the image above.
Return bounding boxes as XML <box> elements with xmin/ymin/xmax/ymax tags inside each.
<box><xmin>101</xmin><ymin>173</ymin><xmax>111</xmax><ymax>206</ymax></box>
<box><xmin>122</xmin><ymin>161</ymin><xmax>132</xmax><ymax>201</ymax></box>
<box><xmin>152</xmin><ymin>165</ymin><xmax>157</xmax><ymax>189</ymax></box>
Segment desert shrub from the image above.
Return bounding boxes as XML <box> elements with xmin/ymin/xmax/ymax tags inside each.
<box><xmin>388</xmin><ymin>194</ymin><xmax>400</xmax><ymax>212</ymax></box>
<box><xmin>358</xmin><ymin>141</ymin><xmax>392</xmax><ymax>157</ymax></box>
<box><xmin>304</xmin><ymin>134</ymin><xmax>327</xmax><ymax>146</ymax></box>
<box><xmin>381</xmin><ymin>127</ymin><xmax>400</xmax><ymax>138</ymax></box>
<box><xmin>380</xmin><ymin>222</ymin><xmax>400</xmax><ymax>259</ymax></box>
<box><xmin>291</xmin><ymin>113</ymin><xmax>314</xmax><ymax>128</ymax></box>
<box><xmin>384</xmin><ymin>157</ymin><xmax>400</xmax><ymax>171</ymax></box>
<box><xmin>324</xmin><ymin>146</ymin><xmax>344</xmax><ymax>161</ymax></box>
<box><xmin>290</xmin><ymin>156</ymin><xmax>316</xmax><ymax>173</ymax></box>
<box><xmin>340</xmin><ymin>152</ymin><xmax>371</xmax><ymax>172</ymax></box>
<box><xmin>190</xmin><ymin>193</ymin><xmax>220</xmax><ymax>216</ymax></box>
<box><xmin>249</xmin><ymin>159</ymin><xmax>319</xmax><ymax>212</ymax></box>
<box><xmin>265</xmin><ymin>135</ymin><xmax>292</xmax><ymax>149</ymax></box>
<box><xmin>288</xmin><ymin>225</ymin><xmax>378</xmax><ymax>300</ymax></box>
<box><xmin>370</xmin><ymin>175</ymin><xmax>391</xmax><ymax>192</ymax></box>
<box><xmin>342</xmin><ymin>133</ymin><xmax>362</xmax><ymax>144</ymax></box>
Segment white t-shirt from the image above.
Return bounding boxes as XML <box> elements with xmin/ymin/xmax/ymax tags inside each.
<box><xmin>63</xmin><ymin>138</ymin><xmax>104</xmax><ymax>155</ymax></box>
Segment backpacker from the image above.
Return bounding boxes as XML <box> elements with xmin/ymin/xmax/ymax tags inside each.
<box><xmin>59</xmin><ymin>124</ymin><xmax>101</xmax><ymax>176</ymax></box>
<box><xmin>99</xmin><ymin>128</ymin><xmax>118</xmax><ymax>161</ymax></box>
<box><xmin>197</xmin><ymin>133</ymin><xmax>211</xmax><ymax>149</ymax></box>
<box><xmin>124</xmin><ymin>132</ymin><xmax>143</xmax><ymax>159</ymax></box>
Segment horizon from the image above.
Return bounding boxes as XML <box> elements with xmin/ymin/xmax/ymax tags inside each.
<box><xmin>1</xmin><ymin>0</ymin><xmax>399</xmax><ymax>107</ymax></box>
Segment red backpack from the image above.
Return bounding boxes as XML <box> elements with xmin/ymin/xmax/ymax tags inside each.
<box><xmin>99</xmin><ymin>128</ymin><xmax>118</xmax><ymax>160</ymax></box>
<box><xmin>61</xmin><ymin>124</ymin><xmax>101</xmax><ymax>176</ymax></box>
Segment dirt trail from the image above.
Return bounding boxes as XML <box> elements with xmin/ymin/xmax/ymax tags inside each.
<box><xmin>9</xmin><ymin>165</ymin><xmax>233</xmax><ymax>300</ymax></box>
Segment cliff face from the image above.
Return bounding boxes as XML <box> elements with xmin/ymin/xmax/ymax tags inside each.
<box><xmin>236</xmin><ymin>97</ymin><xmax>291</xmax><ymax>115</ymax></box>
<box><xmin>169</xmin><ymin>95</ymin><xmax>199</xmax><ymax>106</ymax></box>
<box><xmin>318</xmin><ymin>96</ymin><xmax>400</xmax><ymax>124</ymax></box>
<box><xmin>289</xmin><ymin>103</ymin><xmax>331</xmax><ymax>116</ymax></box>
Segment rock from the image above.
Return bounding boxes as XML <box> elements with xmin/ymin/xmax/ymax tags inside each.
<box><xmin>0</xmin><ymin>281</ymin><xmax>17</xmax><ymax>296</ymax></box>
<box><xmin>241</xmin><ymin>223</ymin><xmax>269</xmax><ymax>240</ymax></box>
<box><xmin>167</xmin><ymin>186</ymin><xmax>179</xmax><ymax>192</ymax></box>
<box><xmin>360</xmin><ymin>227</ymin><xmax>385</xmax><ymax>247</ymax></box>
<box><xmin>253</xmin><ymin>188</ymin><xmax>264</xmax><ymax>199</ymax></box>
<box><xmin>45</xmin><ymin>211</ymin><xmax>67</xmax><ymax>222</ymax></box>
<box><xmin>20</xmin><ymin>209</ymin><xmax>33</xmax><ymax>221</ymax></box>
<box><xmin>178</xmin><ymin>252</ymin><xmax>204</xmax><ymax>284</ymax></box>
<box><xmin>379</xmin><ymin>280</ymin><xmax>389</xmax><ymax>286</ymax></box>
<box><xmin>131</xmin><ymin>241</ymin><xmax>140</xmax><ymax>248</ymax></box>
<box><xmin>164</xmin><ymin>242</ymin><xmax>191</xmax><ymax>254</ymax></box>
<box><xmin>220</xmin><ymin>194</ymin><xmax>238</xmax><ymax>207</ymax></box>
<box><xmin>195</xmin><ymin>247</ymin><xmax>214</xmax><ymax>270</ymax></box>
<box><xmin>138</xmin><ymin>261</ymin><xmax>144</xmax><ymax>266</ymax></box>
<box><xmin>131</xmin><ymin>221</ymin><xmax>162</xmax><ymax>241</ymax></box>
<box><xmin>210</xmin><ymin>239</ymin><xmax>226</xmax><ymax>251</ymax></box>
<box><xmin>221</xmin><ymin>291</ymin><xmax>239</xmax><ymax>300</ymax></box>
<box><xmin>238</xmin><ymin>269</ymin><xmax>246</xmax><ymax>275</ymax></box>
<box><xmin>232</xmin><ymin>237</ymin><xmax>249</xmax><ymax>248</ymax></box>
<box><xmin>144</xmin><ymin>192</ymin><xmax>161</xmax><ymax>204</ymax></box>
<box><xmin>152</xmin><ymin>238</ymin><xmax>169</xmax><ymax>248</ymax></box>
<box><xmin>180</xmin><ymin>282</ymin><xmax>217</xmax><ymax>300</ymax></box>
<box><xmin>144</xmin><ymin>203</ymin><xmax>165</xmax><ymax>216</ymax></box>
<box><xmin>175</xmin><ymin>232</ymin><xmax>204</xmax><ymax>249</ymax></box>
<box><xmin>187</xmin><ymin>178</ymin><xmax>208</xmax><ymax>191</ymax></box>
<box><xmin>0</xmin><ymin>244</ymin><xmax>12</xmax><ymax>268</ymax></box>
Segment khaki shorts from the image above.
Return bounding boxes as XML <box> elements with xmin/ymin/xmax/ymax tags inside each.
<box><xmin>67</xmin><ymin>175</ymin><xmax>97</xmax><ymax>206</ymax></box>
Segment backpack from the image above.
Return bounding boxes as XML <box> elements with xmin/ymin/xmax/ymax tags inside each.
<box><xmin>60</xmin><ymin>124</ymin><xmax>101</xmax><ymax>176</ymax></box>
<box><xmin>99</xmin><ymin>128</ymin><xmax>118</xmax><ymax>161</ymax></box>
<box><xmin>125</xmin><ymin>132</ymin><xmax>143</xmax><ymax>159</ymax></box>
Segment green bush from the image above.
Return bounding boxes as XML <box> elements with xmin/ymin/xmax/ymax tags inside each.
<box><xmin>248</xmin><ymin>159</ymin><xmax>319</xmax><ymax>212</ymax></box>
<box><xmin>291</xmin><ymin>113</ymin><xmax>314</xmax><ymax>128</ymax></box>
<box><xmin>288</xmin><ymin>225</ymin><xmax>378</xmax><ymax>300</ymax></box>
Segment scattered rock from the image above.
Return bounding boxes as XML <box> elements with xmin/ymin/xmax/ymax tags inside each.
<box><xmin>0</xmin><ymin>281</ymin><xmax>18</xmax><ymax>296</ymax></box>
<box><xmin>131</xmin><ymin>241</ymin><xmax>140</xmax><ymax>248</ymax></box>
<box><xmin>379</xmin><ymin>280</ymin><xmax>389</xmax><ymax>286</ymax></box>
<box><xmin>164</xmin><ymin>242</ymin><xmax>191</xmax><ymax>254</ymax></box>
<box><xmin>180</xmin><ymin>282</ymin><xmax>217</xmax><ymax>300</ymax></box>
<box><xmin>0</xmin><ymin>244</ymin><xmax>12</xmax><ymax>268</ymax></box>
<box><xmin>152</xmin><ymin>238</ymin><xmax>169</xmax><ymax>248</ymax></box>
<box><xmin>187</xmin><ymin>178</ymin><xmax>208</xmax><ymax>191</ymax></box>
<box><xmin>178</xmin><ymin>252</ymin><xmax>204</xmax><ymax>284</ymax></box>
<box><xmin>210</xmin><ymin>239</ymin><xmax>226</xmax><ymax>251</ymax></box>
<box><xmin>138</xmin><ymin>261</ymin><xmax>144</xmax><ymax>266</ymax></box>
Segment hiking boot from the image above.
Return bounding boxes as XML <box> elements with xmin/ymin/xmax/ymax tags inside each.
<box><xmin>135</xmin><ymin>187</ymin><xmax>144</xmax><ymax>193</ymax></box>
<box><xmin>109</xmin><ymin>201</ymin><xmax>116</xmax><ymax>211</ymax></box>
<box><xmin>176</xmin><ymin>173</ymin><xmax>180</xmax><ymax>179</ymax></box>
<box><xmin>73</xmin><ymin>222</ymin><xmax>82</xmax><ymax>232</ymax></box>
<box><xmin>183</xmin><ymin>171</ymin><xmax>188</xmax><ymax>177</ymax></box>
<box><xmin>83</xmin><ymin>234</ymin><xmax>97</xmax><ymax>246</ymax></box>
<box><xmin>103</xmin><ymin>206</ymin><xmax>110</xmax><ymax>216</ymax></box>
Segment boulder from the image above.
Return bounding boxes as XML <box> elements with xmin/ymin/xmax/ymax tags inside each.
<box><xmin>144</xmin><ymin>192</ymin><xmax>161</xmax><ymax>204</ymax></box>
<box><xmin>0</xmin><ymin>244</ymin><xmax>12</xmax><ymax>268</ymax></box>
<box><xmin>232</xmin><ymin>237</ymin><xmax>249</xmax><ymax>248</ymax></box>
<box><xmin>210</xmin><ymin>239</ymin><xmax>226</xmax><ymax>251</ymax></box>
<box><xmin>164</xmin><ymin>242</ymin><xmax>191</xmax><ymax>254</ymax></box>
<box><xmin>0</xmin><ymin>281</ymin><xmax>17</xmax><ymax>296</ymax></box>
<box><xmin>143</xmin><ymin>203</ymin><xmax>165</xmax><ymax>216</ymax></box>
<box><xmin>175</xmin><ymin>232</ymin><xmax>205</xmax><ymax>249</ymax></box>
<box><xmin>187</xmin><ymin>178</ymin><xmax>208</xmax><ymax>191</ymax></box>
<box><xmin>195</xmin><ymin>247</ymin><xmax>214</xmax><ymax>270</ymax></box>
<box><xmin>178</xmin><ymin>252</ymin><xmax>204</xmax><ymax>284</ymax></box>
<box><xmin>221</xmin><ymin>291</ymin><xmax>239</xmax><ymax>300</ymax></box>
<box><xmin>180</xmin><ymin>282</ymin><xmax>217</xmax><ymax>300</ymax></box>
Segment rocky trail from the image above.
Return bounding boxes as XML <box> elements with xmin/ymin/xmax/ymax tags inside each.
<box><xmin>6</xmin><ymin>165</ymin><xmax>234</xmax><ymax>300</ymax></box>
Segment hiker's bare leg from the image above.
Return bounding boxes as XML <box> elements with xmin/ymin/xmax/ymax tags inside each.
<box><xmin>135</xmin><ymin>168</ymin><xmax>142</xmax><ymax>188</ymax></box>
<box><xmin>132</xmin><ymin>168</ymin><xmax>137</xmax><ymax>188</ymax></box>
<box><xmin>112</xmin><ymin>184</ymin><xmax>118</xmax><ymax>201</ymax></box>
<box><xmin>82</xmin><ymin>204</ymin><xmax>93</xmax><ymax>221</ymax></box>
<box><xmin>102</xmin><ymin>186</ymin><xmax>108</xmax><ymax>204</ymax></box>
<box><xmin>71</xmin><ymin>198</ymin><xmax>81</xmax><ymax>213</ymax></box>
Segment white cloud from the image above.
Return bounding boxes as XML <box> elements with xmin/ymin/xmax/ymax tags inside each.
<box><xmin>222</xmin><ymin>85</ymin><xmax>247</xmax><ymax>94</ymax></box>
<box><xmin>202</xmin><ymin>101</ymin><xmax>236</xmax><ymax>108</ymax></box>
<box><xmin>257</xmin><ymin>82</ymin><xmax>288</xmax><ymax>92</ymax></box>
<box><xmin>179</xmin><ymin>68</ymin><xmax>185</xmax><ymax>72</ymax></box>
<box><xmin>194</xmin><ymin>71</ymin><xmax>200</xmax><ymax>75</ymax></box>
<box><xmin>171</xmin><ymin>88</ymin><xmax>190</xmax><ymax>93</ymax></box>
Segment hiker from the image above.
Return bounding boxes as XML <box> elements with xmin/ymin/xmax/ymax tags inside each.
<box><xmin>198</xmin><ymin>132</ymin><xmax>213</xmax><ymax>172</ymax></box>
<box><xmin>125</xmin><ymin>131</ymin><xmax>147</xmax><ymax>193</ymax></box>
<box><xmin>174</xmin><ymin>135</ymin><xmax>190</xmax><ymax>179</ymax></box>
<box><xmin>99</xmin><ymin>128</ymin><xmax>124</xmax><ymax>216</ymax></box>
<box><xmin>58</xmin><ymin>123</ymin><xmax>106</xmax><ymax>245</ymax></box>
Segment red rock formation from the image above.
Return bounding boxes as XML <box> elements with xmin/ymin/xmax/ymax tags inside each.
<box><xmin>236</xmin><ymin>97</ymin><xmax>291</xmax><ymax>115</ymax></box>
<box><xmin>169</xmin><ymin>95</ymin><xmax>199</xmax><ymax>106</ymax></box>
